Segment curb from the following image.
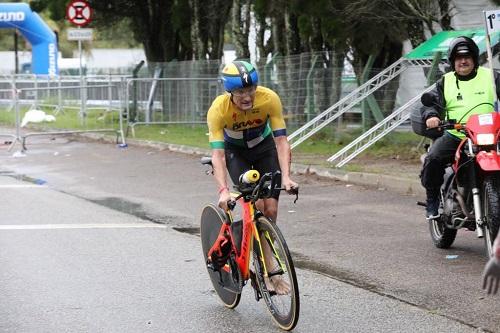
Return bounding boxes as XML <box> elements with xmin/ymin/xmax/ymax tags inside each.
<box><xmin>77</xmin><ymin>132</ymin><xmax>425</xmax><ymax>197</ymax></box>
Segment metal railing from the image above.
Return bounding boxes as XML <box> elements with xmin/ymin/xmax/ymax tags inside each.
<box><xmin>327</xmin><ymin>84</ymin><xmax>436</xmax><ymax>167</ymax></box>
<box><xmin>0</xmin><ymin>74</ymin><xmax>127</xmax><ymax>151</ymax></box>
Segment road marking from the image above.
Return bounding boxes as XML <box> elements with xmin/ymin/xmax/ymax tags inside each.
<box><xmin>0</xmin><ymin>223</ymin><xmax>167</xmax><ymax>230</ymax></box>
<box><xmin>0</xmin><ymin>184</ymin><xmax>47</xmax><ymax>188</ymax></box>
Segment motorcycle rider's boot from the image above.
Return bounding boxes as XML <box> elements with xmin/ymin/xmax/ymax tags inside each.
<box><xmin>425</xmin><ymin>196</ymin><xmax>440</xmax><ymax>219</ymax></box>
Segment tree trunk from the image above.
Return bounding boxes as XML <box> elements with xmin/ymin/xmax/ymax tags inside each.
<box><xmin>232</xmin><ymin>0</ymin><xmax>251</xmax><ymax>59</ymax></box>
<box><xmin>190</xmin><ymin>0</ymin><xmax>205</xmax><ymax>60</ymax></box>
<box><xmin>207</xmin><ymin>1</ymin><xmax>233</xmax><ymax>59</ymax></box>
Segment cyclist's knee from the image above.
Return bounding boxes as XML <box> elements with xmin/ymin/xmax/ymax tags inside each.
<box><xmin>264</xmin><ymin>203</ymin><xmax>278</xmax><ymax>222</ymax></box>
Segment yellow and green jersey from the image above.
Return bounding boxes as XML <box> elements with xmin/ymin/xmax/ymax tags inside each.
<box><xmin>207</xmin><ymin>86</ymin><xmax>286</xmax><ymax>149</ymax></box>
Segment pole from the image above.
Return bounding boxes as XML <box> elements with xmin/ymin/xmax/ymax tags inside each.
<box><xmin>484</xmin><ymin>11</ymin><xmax>499</xmax><ymax>111</ymax></box>
<box><xmin>78</xmin><ymin>26</ymin><xmax>85</xmax><ymax>120</ymax></box>
<box><xmin>14</xmin><ymin>30</ymin><xmax>18</xmax><ymax>74</ymax></box>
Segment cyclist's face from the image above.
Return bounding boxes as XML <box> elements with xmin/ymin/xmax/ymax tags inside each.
<box><xmin>231</xmin><ymin>86</ymin><xmax>256</xmax><ymax>111</ymax></box>
<box><xmin>454</xmin><ymin>55</ymin><xmax>474</xmax><ymax>76</ymax></box>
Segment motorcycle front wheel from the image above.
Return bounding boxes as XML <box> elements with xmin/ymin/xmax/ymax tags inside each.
<box><xmin>482</xmin><ymin>173</ymin><xmax>500</xmax><ymax>258</ymax></box>
<box><xmin>429</xmin><ymin>215</ymin><xmax>457</xmax><ymax>249</ymax></box>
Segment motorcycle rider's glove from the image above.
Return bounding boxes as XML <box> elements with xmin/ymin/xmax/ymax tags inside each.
<box><xmin>482</xmin><ymin>257</ymin><xmax>500</xmax><ymax>295</ymax></box>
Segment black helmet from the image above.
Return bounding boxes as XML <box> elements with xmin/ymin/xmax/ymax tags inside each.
<box><xmin>447</xmin><ymin>36</ymin><xmax>479</xmax><ymax>71</ymax></box>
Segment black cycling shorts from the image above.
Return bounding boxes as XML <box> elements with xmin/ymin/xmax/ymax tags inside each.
<box><xmin>224</xmin><ymin>135</ymin><xmax>281</xmax><ymax>200</ymax></box>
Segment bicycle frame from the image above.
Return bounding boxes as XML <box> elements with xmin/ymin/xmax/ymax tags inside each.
<box><xmin>201</xmin><ymin>164</ymin><xmax>301</xmax><ymax>330</ymax></box>
<box><xmin>208</xmin><ymin>195</ymin><xmax>268</xmax><ymax>281</ymax></box>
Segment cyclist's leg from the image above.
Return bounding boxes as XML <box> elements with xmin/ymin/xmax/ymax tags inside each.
<box><xmin>251</xmin><ymin>145</ymin><xmax>287</xmax><ymax>292</ymax></box>
<box><xmin>253</xmin><ymin>144</ymin><xmax>281</xmax><ymax>221</ymax></box>
<box><xmin>260</xmin><ymin>212</ymin><xmax>291</xmax><ymax>294</ymax></box>
<box><xmin>224</xmin><ymin>145</ymin><xmax>252</xmax><ymax>186</ymax></box>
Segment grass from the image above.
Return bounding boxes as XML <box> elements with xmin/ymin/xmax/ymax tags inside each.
<box><xmin>129</xmin><ymin>124</ymin><xmax>211</xmax><ymax>148</ymax></box>
<box><xmin>127</xmin><ymin>123</ymin><xmax>425</xmax><ymax>168</ymax></box>
<box><xmin>0</xmin><ymin>105</ymin><xmax>123</xmax><ymax>131</ymax></box>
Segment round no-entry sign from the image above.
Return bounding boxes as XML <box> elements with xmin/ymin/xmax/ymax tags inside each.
<box><xmin>66</xmin><ymin>0</ymin><xmax>92</xmax><ymax>27</ymax></box>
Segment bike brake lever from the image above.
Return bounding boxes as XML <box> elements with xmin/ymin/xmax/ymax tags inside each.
<box><xmin>291</xmin><ymin>188</ymin><xmax>299</xmax><ymax>203</ymax></box>
<box><xmin>275</xmin><ymin>186</ymin><xmax>299</xmax><ymax>203</ymax></box>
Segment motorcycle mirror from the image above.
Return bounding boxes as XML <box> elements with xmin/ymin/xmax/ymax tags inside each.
<box><xmin>421</xmin><ymin>92</ymin><xmax>436</xmax><ymax>107</ymax></box>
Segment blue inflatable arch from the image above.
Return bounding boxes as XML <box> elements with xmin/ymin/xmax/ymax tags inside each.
<box><xmin>0</xmin><ymin>3</ymin><xmax>58</xmax><ymax>75</ymax></box>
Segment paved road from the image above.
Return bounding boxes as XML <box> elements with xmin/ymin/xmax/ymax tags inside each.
<box><xmin>0</xmin><ymin>136</ymin><xmax>497</xmax><ymax>332</ymax></box>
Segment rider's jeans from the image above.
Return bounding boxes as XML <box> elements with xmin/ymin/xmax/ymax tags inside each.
<box><xmin>421</xmin><ymin>133</ymin><xmax>461</xmax><ymax>198</ymax></box>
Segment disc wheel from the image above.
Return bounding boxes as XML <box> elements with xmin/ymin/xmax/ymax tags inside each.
<box><xmin>200</xmin><ymin>204</ymin><xmax>241</xmax><ymax>308</ymax></box>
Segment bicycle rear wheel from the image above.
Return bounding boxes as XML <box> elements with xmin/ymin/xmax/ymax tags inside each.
<box><xmin>200</xmin><ymin>204</ymin><xmax>241</xmax><ymax>309</ymax></box>
<box><xmin>253</xmin><ymin>216</ymin><xmax>299</xmax><ymax>331</ymax></box>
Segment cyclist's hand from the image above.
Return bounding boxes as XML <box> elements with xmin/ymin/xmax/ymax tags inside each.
<box><xmin>282</xmin><ymin>177</ymin><xmax>299</xmax><ymax>194</ymax></box>
<box><xmin>218</xmin><ymin>189</ymin><xmax>232</xmax><ymax>211</ymax></box>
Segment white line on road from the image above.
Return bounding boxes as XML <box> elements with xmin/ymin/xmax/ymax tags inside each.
<box><xmin>0</xmin><ymin>223</ymin><xmax>167</xmax><ymax>230</ymax></box>
<box><xmin>0</xmin><ymin>184</ymin><xmax>47</xmax><ymax>188</ymax></box>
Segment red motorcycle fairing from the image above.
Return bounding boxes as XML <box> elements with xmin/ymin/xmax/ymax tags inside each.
<box><xmin>464</xmin><ymin>113</ymin><xmax>500</xmax><ymax>172</ymax></box>
<box><xmin>476</xmin><ymin>151</ymin><xmax>500</xmax><ymax>171</ymax></box>
<box><xmin>466</xmin><ymin>112</ymin><xmax>500</xmax><ymax>139</ymax></box>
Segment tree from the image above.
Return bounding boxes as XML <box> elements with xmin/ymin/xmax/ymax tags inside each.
<box><xmin>231</xmin><ymin>0</ymin><xmax>251</xmax><ymax>59</ymax></box>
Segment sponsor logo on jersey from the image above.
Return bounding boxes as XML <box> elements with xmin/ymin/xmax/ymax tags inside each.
<box><xmin>232</xmin><ymin>118</ymin><xmax>263</xmax><ymax>130</ymax></box>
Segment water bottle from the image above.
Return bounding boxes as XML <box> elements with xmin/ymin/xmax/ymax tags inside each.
<box><xmin>239</xmin><ymin>170</ymin><xmax>260</xmax><ymax>184</ymax></box>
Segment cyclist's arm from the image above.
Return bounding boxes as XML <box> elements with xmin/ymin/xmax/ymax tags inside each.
<box><xmin>274</xmin><ymin>135</ymin><xmax>292</xmax><ymax>181</ymax></box>
<box><xmin>207</xmin><ymin>104</ymin><xmax>231</xmax><ymax>208</ymax></box>
<box><xmin>267</xmin><ymin>89</ymin><xmax>297</xmax><ymax>192</ymax></box>
<box><xmin>211</xmin><ymin>148</ymin><xmax>229</xmax><ymax>194</ymax></box>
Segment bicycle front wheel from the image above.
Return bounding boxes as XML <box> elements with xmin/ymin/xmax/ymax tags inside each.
<box><xmin>200</xmin><ymin>204</ymin><xmax>241</xmax><ymax>309</ymax></box>
<box><xmin>253</xmin><ymin>216</ymin><xmax>299</xmax><ymax>331</ymax></box>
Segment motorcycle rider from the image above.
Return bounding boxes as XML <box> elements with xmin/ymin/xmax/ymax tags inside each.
<box><xmin>421</xmin><ymin>36</ymin><xmax>500</xmax><ymax>218</ymax></box>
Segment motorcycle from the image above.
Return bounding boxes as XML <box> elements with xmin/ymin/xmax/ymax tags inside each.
<box><xmin>417</xmin><ymin>93</ymin><xmax>500</xmax><ymax>257</ymax></box>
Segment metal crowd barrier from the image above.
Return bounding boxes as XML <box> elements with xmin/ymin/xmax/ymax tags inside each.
<box><xmin>0</xmin><ymin>74</ymin><xmax>128</xmax><ymax>151</ymax></box>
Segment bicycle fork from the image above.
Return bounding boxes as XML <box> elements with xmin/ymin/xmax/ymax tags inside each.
<box><xmin>251</xmin><ymin>224</ymin><xmax>286</xmax><ymax>301</ymax></box>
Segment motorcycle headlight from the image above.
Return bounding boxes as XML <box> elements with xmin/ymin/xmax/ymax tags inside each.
<box><xmin>476</xmin><ymin>133</ymin><xmax>495</xmax><ymax>145</ymax></box>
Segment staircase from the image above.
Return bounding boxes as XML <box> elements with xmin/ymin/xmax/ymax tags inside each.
<box><xmin>288</xmin><ymin>58</ymin><xmax>436</xmax><ymax>150</ymax></box>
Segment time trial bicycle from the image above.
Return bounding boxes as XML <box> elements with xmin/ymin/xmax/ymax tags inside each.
<box><xmin>200</xmin><ymin>156</ymin><xmax>300</xmax><ymax>331</ymax></box>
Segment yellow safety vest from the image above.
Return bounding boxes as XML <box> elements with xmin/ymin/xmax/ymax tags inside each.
<box><xmin>443</xmin><ymin>67</ymin><xmax>495</xmax><ymax>138</ymax></box>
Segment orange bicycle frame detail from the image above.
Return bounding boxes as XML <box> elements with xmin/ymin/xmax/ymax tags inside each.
<box><xmin>206</xmin><ymin>195</ymin><xmax>265</xmax><ymax>281</ymax></box>
<box><xmin>234</xmin><ymin>197</ymin><xmax>263</xmax><ymax>280</ymax></box>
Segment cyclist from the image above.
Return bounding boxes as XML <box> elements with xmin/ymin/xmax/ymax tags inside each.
<box><xmin>207</xmin><ymin>60</ymin><xmax>298</xmax><ymax>294</ymax></box>
<box><xmin>421</xmin><ymin>36</ymin><xmax>500</xmax><ymax>218</ymax></box>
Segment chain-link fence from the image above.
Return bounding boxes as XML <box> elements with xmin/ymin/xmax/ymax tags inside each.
<box><xmin>0</xmin><ymin>51</ymin><xmax>413</xmax><ymax>147</ymax></box>
<box><xmin>130</xmin><ymin>52</ymin><xmax>400</xmax><ymax>129</ymax></box>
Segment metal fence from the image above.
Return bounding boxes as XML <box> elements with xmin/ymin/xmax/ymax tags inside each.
<box><xmin>125</xmin><ymin>77</ymin><xmax>220</xmax><ymax>136</ymax></box>
<box><xmin>0</xmin><ymin>52</ymin><xmax>408</xmax><ymax>148</ymax></box>
<box><xmin>128</xmin><ymin>53</ymin><xmax>394</xmax><ymax>131</ymax></box>
<box><xmin>0</xmin><ymin>74</ymin><xmax>127</xmax><ymax>150</ymax></box>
